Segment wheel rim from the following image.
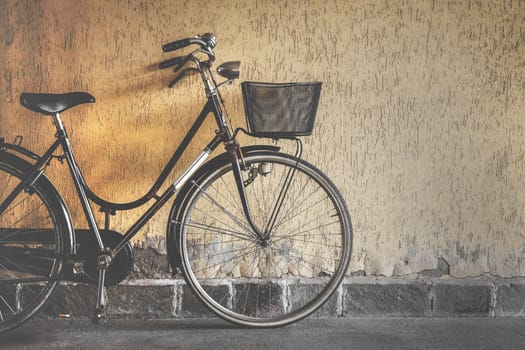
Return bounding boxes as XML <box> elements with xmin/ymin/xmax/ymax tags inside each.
<box><xmin>179</xmin><ymin>154</ymin><xmax>351</xmax><ymax>326</ymax></box>
<box><xmin>0</xmin><ymin>162</ymin><xmax>62</xmax><ymax>332</ymax></box>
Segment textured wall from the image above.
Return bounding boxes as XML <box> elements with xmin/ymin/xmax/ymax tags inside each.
<box><xmin>1</xmin><ymin>0</ymin><xmax>524</xmax><ymax>277</ymax></box>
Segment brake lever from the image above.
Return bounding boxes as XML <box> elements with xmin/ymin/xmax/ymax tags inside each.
<box><xmin>173</xmin><ymin>54</ymin><xmax>195</xmax><ymax>73</ymax></box>
<box><xmin>216</xmin><ymin>79</ymin><xmax>234</xmax><ymax>88</ymax></box>
<box><xmin>168</xmin><ymin>68</ymin><xmax>199</xmax><ymax>88</ymax></box>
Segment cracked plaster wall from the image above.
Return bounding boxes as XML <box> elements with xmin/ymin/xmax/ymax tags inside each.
<box><xmin>0</xmin><ymin>0</ymin><xmax>524</xmax><ymax>277</ymax></box>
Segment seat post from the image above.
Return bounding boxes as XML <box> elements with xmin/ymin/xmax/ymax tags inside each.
<box><xmin>52</xmin><ymin>112</ymin><xmax>66</xmax><ymax>134</ymax></box>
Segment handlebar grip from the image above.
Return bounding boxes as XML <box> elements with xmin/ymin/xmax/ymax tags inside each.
<box><xmin>159</xmin><ymin>56</ymin><xmax>185</xmax><ymax>69</ymax></box>
<box><xmin>163</xmin><ymin>38</ymin><xmax>191</xmax><ymax>52</ymax></box>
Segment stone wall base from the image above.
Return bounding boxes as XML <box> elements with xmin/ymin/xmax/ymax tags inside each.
<box><xmin>40</xmin><ymin>277</ymin><xmax>525</xmax><ymax>319</ymax></box>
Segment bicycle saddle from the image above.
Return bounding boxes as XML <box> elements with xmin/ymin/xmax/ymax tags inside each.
<box><xmin>20</xmin><ymin>92</ymin><xmax>95</xmax><ymax>115</ymax></box>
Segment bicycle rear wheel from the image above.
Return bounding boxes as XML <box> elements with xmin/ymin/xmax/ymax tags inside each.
<box><xmin>173</xmin><ymin>151</ymin><xmax>352</xmax><ymax>327</ymax></box>
<box><xmin>0</xmin><ymin>152</ymin><xmax>70</xmax><ymax>334</ymax></box>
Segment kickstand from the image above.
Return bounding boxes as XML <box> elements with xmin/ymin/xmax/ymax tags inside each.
<box><xmin>91</xmin><ymin>255</ymin><xmax>110</xmax><ymax>324</ymax></box>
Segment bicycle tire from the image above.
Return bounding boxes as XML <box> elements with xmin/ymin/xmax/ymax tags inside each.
<box><xmin>172</xmin><ymin>151</ymin><xmax>352</xmax><ymax>327</ymax></box>
<box><xmin>0</xmin><ymin>151</ymin><xmax>70</xmax><ymax>334</ymax></box>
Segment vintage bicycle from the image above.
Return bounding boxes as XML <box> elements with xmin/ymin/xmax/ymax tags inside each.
<box><xmin>0</xmin><ymin>33</ymin><xmax>352</xmax><ymax>333</ymax></box>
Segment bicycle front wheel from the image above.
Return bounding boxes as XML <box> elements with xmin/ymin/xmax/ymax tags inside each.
<box><xmin>0</xmin><ymin>152</ymin><xmax>70</xmax><ymax>334</ymax></box>
<box><xmin>174</xmin><ymin>151</ymin><xmax>352</xmax><ymax>327</ymax></box>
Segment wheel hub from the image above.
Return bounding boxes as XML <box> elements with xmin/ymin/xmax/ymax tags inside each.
<box><xmin>258</xmin><ymin>236</ymin><xmax>271</xmax><ymax>247</ymax></box>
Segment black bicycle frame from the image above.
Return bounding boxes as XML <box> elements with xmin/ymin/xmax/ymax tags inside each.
<box><xmin>52</xmin><ymin>99</ymin><xmax>228</xmax><ymax>257</ymax></box>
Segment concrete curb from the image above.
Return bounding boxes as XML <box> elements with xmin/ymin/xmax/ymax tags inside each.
<box><xmin>40</xmin><ymin>277</ymin><xmax>525</xmax><ymax>319</ymax></box>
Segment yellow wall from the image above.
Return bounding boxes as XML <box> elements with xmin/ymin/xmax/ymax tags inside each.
<box><xmin>1</xmin><ymin>0</ymin><xmax>524</xmax><ymax>278</ymax></box>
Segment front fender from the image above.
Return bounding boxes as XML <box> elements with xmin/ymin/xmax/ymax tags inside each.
<box><xmin>165</xmin><ymin>144</ymin><xmax>280</xmax><ymax>273</ymax></box>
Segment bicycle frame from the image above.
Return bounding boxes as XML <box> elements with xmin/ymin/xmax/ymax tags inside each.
<box><xmin>50</xmin><ymin>99</ymin><xmax>226</xmax><ymax>256</ymax></box>
<box><xmin>0</xmin><ymin>41</ymin><xmax>279</xmax><ymax>321</ymax></box>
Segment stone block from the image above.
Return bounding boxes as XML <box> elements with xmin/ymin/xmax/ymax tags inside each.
<box><xmin>343</xmin><ymin>280</ymin><xmax>430</xmax><ymax>317</ymax></box>
<box><xmin>41</xmin><ymin>283</ymin><xmax>175</xmax><ymax>319</ymax></box>
<box><xmin>107</xmin><ymin>284</ymin><xmax>175</xmax><ymax>318</ymax></box>
<box><xmin>288</xmin><ymin>282</ymin><xmax>340</xmax><ymax>317</ymax></box>
<box><xmin>233</xmin><ymin>281</ymin><xmax>284</xmax><ymax>318</ymax></box>
<box><xmin>432</xmin><ymin>283</ymin><xmax>491</xmax><ymax>316</ymax></box>
<box><xmin>179</xmin><ymin>283</ymin><xmax>229</xmax><ymax>318</ymax></box>
<box><xmin>40</xmin><ymin>284</ymin><xmax>97</xmax><ymax>319</ymax></box>
<box><xmin>494</xmin><ymin>283</ymin><xmax>525</xmax><ymax>316</ymax></box>
<box><xmin>129</xmin><ymin>248</ymin><xmax>172</xmax><ymax>279</ymax></box>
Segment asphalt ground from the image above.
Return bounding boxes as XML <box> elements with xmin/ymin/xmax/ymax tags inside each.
<box><xmin>1</xmin><ymin>318</ymin><xmax>525</xmax><ymax>350</ymax></box>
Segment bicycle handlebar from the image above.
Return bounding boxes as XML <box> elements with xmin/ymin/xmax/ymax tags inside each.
<box><xmin>162</xmin><ymin>38</ymin><xmax>191</xmax><ymax>52</ymax></box>
<box><xmin>160</xmin><ymin>33</ymin><xmax>218</xmax><ymax>88</ymax></box>
<box><xmin>162</xmin><ymin>33</ymin><xmax>217</xmax><ymax>52</ymax></box>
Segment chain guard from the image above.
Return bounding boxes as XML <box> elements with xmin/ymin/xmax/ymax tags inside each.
<box><xmin>66</xmin><ymin>229</ymin><xmax>134</xmax><ymax>286</ymax></box>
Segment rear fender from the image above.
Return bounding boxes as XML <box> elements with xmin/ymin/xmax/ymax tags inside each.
<box><xmin>0</xmin><ymin>149</ymin><xmax>75</xmax><ymax>256</ymax></box>
<box><xmin>0</xmin><ymin>136</ymin><xmax>40</xmax><ymax>163</ymax></box>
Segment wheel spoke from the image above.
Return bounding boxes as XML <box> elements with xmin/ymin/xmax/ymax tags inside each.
<box><xmin>0</xmin><ymin>228</ymin><xmax>58</xmax><ymax>244</ymax></box>
<box><xmin>0</xmin><ymin>157</ymin><xmax>64</xmax><ymax>333</ymax></box>
<box><xmin>185</xmin><ymin>234</ymin><xmax>251</xmax><ymax>247</ymax></box>
<box><xmin>270</xmin><ymin>190</ymin><xmax>326</xmax><ymax>234</ymax></box>
<box><xmin>181</xmin><ymin>220</ymin><xmax>255</xmax><ymax>242</ymax></box>
<box><xmin>0</xmin><ymin>246</ymin><xmax>59</xmax><ymax>260</ymax></box>
<box><xmin>269</xmin><ymin>176</ymin><xmax>317</xmax><ymax>232</ymax></box>
<box><xmin>192</xmin><ymin>181</ymin><xmax>259</xmax><ymax>240</ymax></box>
<box><xmin>273</xmin><ymin>216</ymin><xmax>341</xmax><ymax>243</ymax></box>
<box><xmin>0</xmin><ymin>172</ymin><xmax>15</xmax><ymax>200</ymax></box>
<box><xmin>0</xmin><ymin>295</ymin><xmax>16</xmax><ymax>316</ymax></box>
<box><xmin>0</xmin><ymin>277</ymin><xmax>50</xmax><ymax>285</ymax></box>
<box><xmin>272</xmin><ymin>224</ymin><xmax>342</xmax><ymax>246</ymax></box>
<box><xmin>0</xmin><ymin>200</ymin><xmax>47</xmax><ymax>237</ymax></box>
<box><xmin>190</xmin><ymin>206</ymin><xmax>254</xmax><ymax>239</ymax></box>
<box><xmin>189</xmin><ymin>242</ymin><xmax>260</xmax><ymax>276</ymax></box>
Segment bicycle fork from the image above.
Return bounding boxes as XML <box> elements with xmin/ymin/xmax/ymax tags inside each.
<box><xmin>227</xmin><ymin>140</ymin><xmax>302</xmax><ymax>244</ymax></box>
<box><xmin>227</xmin><ymin>144</ymin><xmax>266</xmax><ymax>242</ymax></box>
